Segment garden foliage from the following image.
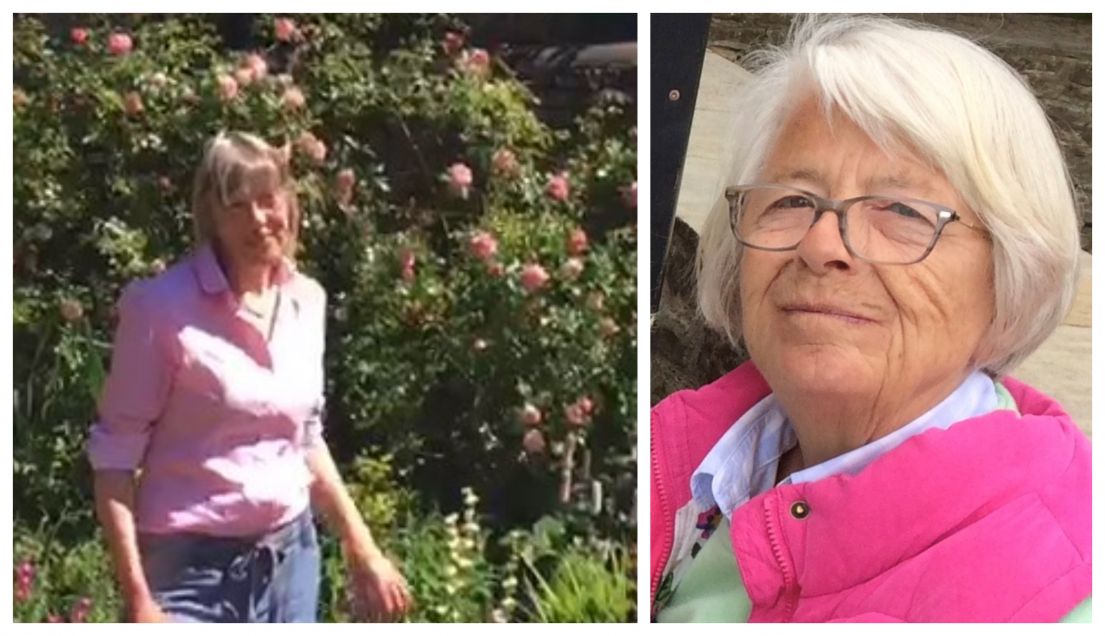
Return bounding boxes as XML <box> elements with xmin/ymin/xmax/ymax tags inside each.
<box><xmin>13</xmin><ymin>13</ymin><xmax>636</xmax><ymax>622</ymax></box>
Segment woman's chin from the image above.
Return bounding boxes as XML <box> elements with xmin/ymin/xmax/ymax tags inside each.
<box><xmin>767</xmin><ymin>345</ymin><xmax>876</xmax><ymax>398</ymax></box>
<box><xmin>243</xmin><ymin>239</ymin><xmax>285</xmax><ymax>264</ymax></box>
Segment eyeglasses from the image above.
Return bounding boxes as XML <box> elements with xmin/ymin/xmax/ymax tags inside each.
<box><xmin>725</xmin><ymin>184</ymin><xmax>986</xmax><ymax>265</ymax></box>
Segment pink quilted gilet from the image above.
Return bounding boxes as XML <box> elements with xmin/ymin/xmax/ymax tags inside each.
<box><xmin>650</xmin><ymin>362</ymin><xmax>1091</xmax><ymax>622</ymax></box>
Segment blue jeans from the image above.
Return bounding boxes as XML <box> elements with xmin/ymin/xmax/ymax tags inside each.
<box><xmin>138</xmin><ymin>510</ymin><xmax>320</xmax><ymax>622</ymax></box>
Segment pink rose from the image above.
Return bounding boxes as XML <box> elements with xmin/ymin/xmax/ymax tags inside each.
<box><xmin>457</xmin><ymin>48</ymin><xmax>491</xmax><ymax>78</ymax></box>
<box><xmin>468</xmin><ymin>49</ymin><xmax>490</xmax><ymax>72</ymax></box>
<box><xmin>59</xmin><ymin>298</ymin><xmax>83</xmax><ymax>323</ymax></box>
<box><xmin>15</xmin><ymin>560</ymin><xmax>36</xmax><ymax>602</ymax></box>
<box><xmin>564</xmin><ymin>396</ymin><xmax>595</xmax><ymax>428</ymax></box>
<box><xmin>599</xmin><ymin>317</ymin><xmax>620</xmax><ymax>338</ymax></box>
<box><xmin>46</xmin><ymin>615</ymin><xmax>62</xmax><ymax>623</ymax></box>
<box><xmin>486</xmin><ymin>262</ymin><xmax>505</xmax><ymax>278</ymax></box>
<box><xmin>243</xmin><ymin>53</ymin><xmax>268</xmax><ymax>81</ymax></box>
<box><xmin>70</xmin><ymin>27</ymin><xmax>88</xmax><ymax>46</ymax></box>
<box><xmin>520</xmin><ymin>404</ymin><xmax>542</xmax><ymax>427</ymax></box>
<box><xmin>216</xmin><ymin>74</ymin><xmax>239</xmax><ymax>102</ymax></box>
<box><xmin>336</xmin><ymin>168</ymin><xmax>355</xmax><ymax>190</ymax></box>
<box><xmin>560</xmin><ymin>257</ymin><xmax>584</xmax><ymax>281</ymax></box>
<box><xmin>522</xmin><ymin>429</ymin><xmax>546</xmax><ymax>455</ymax></box>
<box><xmin>546</xmin><ymin>172</ymin><xmax>570</xmax><ymax>202</ymax></box>
<box><xmin>234</xmin><ymin>67</ymin><xmax>254</xmax><ymax>87</ymax></box>
<box><xmin>492</xmin><ymin>148</ymin><xmax>519</xmax><ymax>177</ymax></box>
<box><xmin>123</xmin><ymin>91</ymin><xmax>143</xmax><ymax>116</ymax></box>
<box><xmin>296</xmin><ymin>131</ymin><xmax>327</xmax><ymax>164</ymax></box>
<box><xmin>69</xmin><ymin>597</ymin><xmax>92</xmax><ymax>623</ymax></box>
<box><xmin>446</xmin><ymin>162</ymin><xmax>473</xmax><ymax>199</ymax></box>
<box><xmin>520</xmin><ymin>263</ymin><xmax>550</xmax><ymax>294</ymax></box>
<box><xmin>399</xmin><ymin>249</ymin><xmax>416</xmax><ymax>282</ymax></box>
<box><xmin>586</xmin><ymin>291</ymin><xmax>605</xmax><ymax>311</ymax></box>
<box><xmin>335</xmin><ymin>168</ymin><xmax>355</xmax><ymax>205</ymax></box>
<box><xmin>107</xmin><ymin>32</ymin><xmax>133</xmax><ymax>56</ymax></box>
<box><xmin>564</xmin><ymin>404</ymin><xmax>587</xmax><ymax>428</ymax></box>
<box><xmin>282</xmin><ymin>86</ymin><xmax>306</xmax><ymax>110</ymax></box>
<box><xmin>17</xmin><ymin>560</ymin><xmax>35</xmax><ymax>582</ymax></box>
<box><xmin>468</xmin><ymin>231</ymin><xmax>498</xmax><ymax>263</ymax></box>
<box><xmin>443</xmin><ymin>31</ymin><xmax>464</xmax><ymax>56</ymax></box>
<box><xmin>470</xmin><ymin>49</ymin><xmax>490</xmax><ymax>66</ymax></box>
<box><xmin>308</xmin><ymin>139</ymin><xmax>327</xmax><ymax>163</ymax></box>
<box><xmin>621</xmin><ymin>181</ymin><xmax>637</xmax><ymax>209</ymax></box>
<box><xmin>274</xmin><ymin>18</ymin><xmax>297</xmax><ymax>43</ymax></box>
<box><xmin>567</xmin><ymin>228</ymin><xmax>588</xmax><ymax>256</ymax></box>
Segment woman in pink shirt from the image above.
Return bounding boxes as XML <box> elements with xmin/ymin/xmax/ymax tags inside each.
<box><xmin>89</xmin><ymin>131</ymin><xmax>411</xmax><ymax>622</ymax></box>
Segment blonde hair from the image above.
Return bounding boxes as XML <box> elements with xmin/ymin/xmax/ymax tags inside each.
<box><xmin>696</xmin><ymin>14</ymin><xmax>1081</xmax><ymax>376</ymax></box>
<box><xmin>191</xmin><ymin>131</ymin><xmax>300</xmax><ymax>258</ymax></box>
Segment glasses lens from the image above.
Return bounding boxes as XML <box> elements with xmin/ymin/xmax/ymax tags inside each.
<box><xmin>848</xmin><ymin>198</ymin><xmax>940</xmax><ymax>263</ymax></box>
<box><xmin>729</xmin><ymin>187</ymin><xmax>943</xmax><ymax>264</ymax></box>
<box><xmin>732</xmin><ymin>187</ymin><xmax>816</xmax><ymax>249</ymax></box>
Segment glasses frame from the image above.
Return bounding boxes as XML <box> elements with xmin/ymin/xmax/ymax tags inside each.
<box><xmin>724</xmin><ymin>183</ymin><xmax>987</xmax><ymax>265</ymax></box>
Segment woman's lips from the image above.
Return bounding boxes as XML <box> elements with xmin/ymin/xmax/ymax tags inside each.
<box><xmin>780</xmin><ymin>302</ymin><xmax>877</xmax><ymax>325</ymax></box>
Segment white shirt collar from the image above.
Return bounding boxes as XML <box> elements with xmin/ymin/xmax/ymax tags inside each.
<box><xmin>691</xmin><ymin>372</ymin><xmax>998</xmax><ymax>519</ymax></box>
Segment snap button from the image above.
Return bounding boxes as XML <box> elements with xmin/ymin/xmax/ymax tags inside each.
<box><xmin>790</xmin><ymin>501</ymin><xmax>810</xmax><ymax>519</ymax></box>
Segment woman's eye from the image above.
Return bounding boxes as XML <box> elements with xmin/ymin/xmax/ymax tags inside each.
<box><xmin>882</xmin><ymin>201</ymin><xmax>922</xmax><ymax>218</ymax></box>
<box><xmin>769</xmin><ymin>195</ymin><xmax>813</xmax><ymax>210</ymax></box>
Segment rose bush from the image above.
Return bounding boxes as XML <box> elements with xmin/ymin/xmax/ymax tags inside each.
<box><xmin>13</xmin><ymin>13</ymin><xmax>635</xmax><ymax>622</ymax></box>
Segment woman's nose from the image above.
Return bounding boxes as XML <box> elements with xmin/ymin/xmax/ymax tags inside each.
<box><xmin>794</xmin><ymin>209</ymin><xmax>853</xmax><ymax>272</ymax></box>
<box><xmin>247</xmin><ymin>201</ymin><xmax>268</xmax><ymax>225</ymax></box>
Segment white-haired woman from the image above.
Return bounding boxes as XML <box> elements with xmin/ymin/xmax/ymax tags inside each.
<box><xmin>651</xmin><ymin>16</ymin><xmax>1090</xmax><ymax>622</ymax></box>
<box><xmin>89</xmin><ymin>132</ymin><xmax>412</xmax><ymax>622</ymax></box>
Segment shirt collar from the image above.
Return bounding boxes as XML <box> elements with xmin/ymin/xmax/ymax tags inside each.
<box><xmin>691</xmin><ymin>371</ymin><xmax>998</xmax><ymax>518</ymax></box>
<box><xmin>191</xmin><ymin>241</ymin><xmax>297</xmax><ymax>296</ymax></box>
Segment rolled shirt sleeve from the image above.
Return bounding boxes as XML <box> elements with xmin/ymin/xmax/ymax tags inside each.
<box><xmin>87</xmin><ymin>281</ymin><xmax>177</xmax><ymax>470</ymax></box>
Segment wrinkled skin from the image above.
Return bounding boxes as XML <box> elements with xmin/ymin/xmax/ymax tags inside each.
<box><xmin>740</xmin><ymin>97</ymin><xmax>995</xmax><ymax>468</ymax></box>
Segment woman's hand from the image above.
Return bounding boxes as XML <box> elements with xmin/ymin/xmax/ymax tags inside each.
<box><xmin>305</xmin><ymin>444</ymin><xmax>413</xmax><ymax>621</ymax></box>
<box><xmin>128</xmin><ymin>596</ymin><xmax>170</xmax><ymax>623</ymax></box>
<box><xmin>344</xmin><ymin>543</ymin><xmax>413</xmax><ymax>622</ymax></box>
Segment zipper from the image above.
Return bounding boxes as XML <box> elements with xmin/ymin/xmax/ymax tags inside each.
<box><xmin>649</xmin><ymin>420</ymin><xmax>673</xmax><ymax>617</ymax></box>
<box><xmin>763</xmin><ymin>493</ymin><xmax>798</xmax><ymax>621</ymax></box>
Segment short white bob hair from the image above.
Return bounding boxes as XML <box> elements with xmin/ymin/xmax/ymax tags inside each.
<box><xmin>696</xmin><ymin>14</ymin><xmax>1082</xmax><ymax>377</ymax></box>
<box><xmin>191</xmin><ymin>131</ymin><xmax>300</xmax><ymax>259</ymax></box>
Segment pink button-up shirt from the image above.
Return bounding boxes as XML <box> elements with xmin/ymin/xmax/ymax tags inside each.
<box><xmin>88</xmin><ymin>243</ymin><xmax>327</xmax><ymax>537</ymax></box>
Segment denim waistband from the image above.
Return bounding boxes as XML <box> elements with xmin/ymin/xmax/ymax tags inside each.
<box><xmin>138</xmin><ymin>507</ymin><xmax>315</xmax><ymax>564</ymax></box>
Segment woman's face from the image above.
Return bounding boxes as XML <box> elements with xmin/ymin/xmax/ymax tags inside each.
<box><xmin>213</xmin><ymin>174</ymin><xmax>291</xmax><ymax>267</ymax></box>
<box><xmin>739</xmin><ymin>98</ymin><xmax>995</xmax><ymax>412</ymax></box>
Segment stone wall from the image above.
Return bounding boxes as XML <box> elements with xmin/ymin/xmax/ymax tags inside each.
<box><xmin>652</xmin><ymin>13</ymin><xmax>1092</xmax><ymax>404</ymax></box>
